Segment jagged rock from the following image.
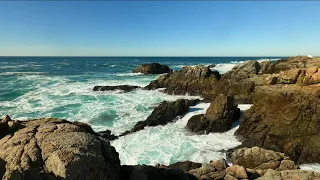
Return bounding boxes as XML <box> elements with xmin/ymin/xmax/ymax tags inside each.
<box><xmin>235</xmin><ymin>84</ymin><xmax>320</xmax><ymax>163</ymax></box>
<box><xmin>187</xmin><ymin>94</ymin><xmax>240</xmax><ymax>133</ymax></box>
<box><xmin>120</xmin><ymin>165</ymin><xmax>197</xmax><ymax>180</ymax></box>
<box><xmin>259</xmin><ymin>61</ymin><xmax>275</xmax><ymax>74</ymax></box>
<box><xmin>145</xmin><ymin>65</ymin><xmax>221</xmax><ymax>96</ymax></box>
<box><xmin>167</xmin><ymin>161</ymin><xmax>202</xmax><ymax>172</ymax></box>
<box><xmin>121</xmin><ymin>99</ymin><xmax>200</xmax><ymax>136</ymax></box>
<box><xmin>133</xmin><ymin>63</ymin><xmax>172</xmax><ymax>74</ymax></box>
<box><xmin>231</xmin><ymin>147</ymin><xmax>298</xmax><ymax>170</ymax></box>
<box><xmin>188</xmin><ymin>163</ymin><xmax>225</xmax><ymax>180</ymax></box>
<box><xmin>225</xmin><ymin>165</ymin><xmax>248</xmax><ymax>179</ymax></box>
<box><xmin>93</xmin><ymin>85</ymin><xmax>140</xmax><ymax>92</ymax></box>
<box><xmin>208</xmin><ymin>64</ymin><xmax>216</xmax><ymax>68</ymax></box>
<box><xmin>0</xmin><ymin>117</ymin><xmax>120</xmax><ymax>180</ymax></box>
<box><xmin>97</xmin><ymin>130</ymin><xmax>118</xmax><ymax>141</ymax></box>
<box><xmin>230</xmin><ymin>60</ymin><xmax>261</xmax><ymax>81</ymax></box>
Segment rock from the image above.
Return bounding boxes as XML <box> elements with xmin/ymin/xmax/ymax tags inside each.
<box><xmin>167</xmin><ymin>161</ymin><xmax>202</xmax><ymax>172</ymax></box>
<box><xmin>0</xmin><ymin>118</ymin><xmax>121</xmax><ymax>180</ymax></box>
<box><xmin>120</xmin><ymin>165</ymin><xmax>197</xmax><ymax>180</ymax></box>
<box><xmin>2</xmin><ymin>115</ymin><xmax>11</xmax><ymax>122</ymax></box>
<box><xmin>97</xmin><ymin>129</ymin><xmax>118</xmax><ymax>141</ymax></box>
<box><xmin>121</xmin><ymin>99</ymin><xmax>200</xmax><ymax>136</ymax></box>
<box><xmin>208</xmin><ymin>64</ymin><xmax>216</xmax><ymax>68</ymax></box>
<box><xmin>93</xmin><ymin>85</ymin><xmax>140</xmax><ymax>92</ymax></box>
<box><xmin>225</xmin><ymin>165</ymin><xmax>248</xmax><ymax>179</ymax></box>
<box><xmin>145</xmin><ymin>65</ymin><xmax>221</xmax><ymax>96</ymax></box>
<box><xmin>231</xmin><ymin>147</ymin><xmax>298</xmax><ymax>170</ymax></box>
<box><xmin>274</xmin><ymin>56</ymin><xmax>320</xmax><ymax>72</ymax></box>
<box><xmin>187</xmin><ymin>94</ymin><xmax>240</xmax><ymax>133</ymax></box>
<box><xmin>133</xmin><ymin>63</ymin><xmax>172</xmax><ymax>75</ymax></box>
<box><xmin>235</xmin><ymin>84</ymin><xmax>320</xmax><ymax>163</ymax></box>
<box><xmin>230</xmin><ymin>60</ymin><xmax>261</xmax><ymax>81</ymax></box>
<box><xmin>224</xmin><ymin>174</ymin><xmax>237</xmax><ymax>180</ymax></box>
<box><xmin>257</xmin><ymin>169</ymin><xmax>320</xmax><ymax>180</ymax></box>
<box><xmin>277</xmin><ymin>68</ymin><xmax>301</xmax><ymax>84</ymax></box>
<box><xmin>210</xmin><ymin>159</ymin><xmax>228</xmax><ymax>171</ymax></box>
<box><xmin>259</xmin><ymin>61</ymin><xmax>275</xmax><ymax>74</ymax></box>
<box><xmin>264</xmin><ymin>76</ymin><xmax>277</xmax><ymax>85</ymax></box>
<box><xmin>188</xmin><ymin>163</ymin><xmax>224</xmax><ymax>180</ymax></box>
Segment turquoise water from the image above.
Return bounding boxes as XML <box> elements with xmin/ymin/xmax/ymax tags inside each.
<box><xmin>0</xmin><ymin>56</ymin><xmax>279</xmax><ymax>165</ymax></box>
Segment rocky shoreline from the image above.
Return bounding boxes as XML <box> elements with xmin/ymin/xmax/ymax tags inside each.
<box><xmin>2</xmin><ymin>56</ymin><xmax>320</xmax><ymax>179</ymax></box>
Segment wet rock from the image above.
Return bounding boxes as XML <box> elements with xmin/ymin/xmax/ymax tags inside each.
<box><xmin>93</xmin><ymin>85</ymin><xmax>141</xmax><ymax>92</ymax></box>
<box><xmin>133</xmin><ymin>63</ymin><xmax>172</xmax><ymax>75</ymax></box>
<box><xmin>121</xmin><ymin>99</ymin><xmax>200</xmax><ymax>136</ymax></box>
<box><xmin>0</xmin><ymin>118</ymin><xmax>121</xmax><ymax>180</ymax></box>
<box><xmin>208</xmin><ymin>64</ymin><xmax>216</xmax><ymax>68</ymax></box>
<box><xmin>97</xmin><ymin>129</ymin><xmax>118</xmax><ymax>141</ymax></box>
<box><xmin>187</xmin><ymin>94</ymin><xmax>240</xmax><ymax>133</ymax></box>
<box><xmin>145</xmin><ymin>65</ymin><xmax>221</xmax><ymax>96</ymax></box>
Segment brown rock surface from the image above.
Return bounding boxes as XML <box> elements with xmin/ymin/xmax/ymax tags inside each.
<box><xmin>235</xmin><ymin>84</ymin><xmax>320</xmax><ymax>163</ymax></box>
<box><xmin>231</xmin><ymin>147</ymin><xmax>298</xmax><ymax>170</ymax></box>
<box><xmin>0</xmin><ymin>117</ymin><xmax>120</xmax><ymax>180</ymax></box>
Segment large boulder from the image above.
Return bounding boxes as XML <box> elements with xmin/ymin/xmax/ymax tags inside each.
<box><xmin>145</xmin><ymin>65</ymin><xmax>221</xmax><ymax>96</ymax></box>
<box><xmin>121</xmin><ymin>99</ymin><xmax>200</xmax><ymax>136</ymax></box>
<box><xmin>133</xmin><ymin>63</ymin><xmax>172</xmax><ymax>75</ymax></box>
<box><xmin>187</xmin><ymin>94</ymin><xmax>240</xmax><ymax>133</ymax></box>
<box><xmin>93</xmin><ymin>85</ymin><xmax>141</xmax><ymax>92</ymax></box>
<box><xmin>231</xmin><ymin>147</ymin><xmax>298</xmax><ymax>170</ymax></box>
<box><xmin>259</xmin><ymin>61</ymin><xmax>275</xmax><ymax>74</ymax></box>
<box><xmin>0</xmin><ymin>117</ymin><xmax>120</xmax><ymax>180</ymax></box>
<box><xmin>235</xmin><ymin>84</ymin><xmax>320</xmax><ymax>163</ymax></box>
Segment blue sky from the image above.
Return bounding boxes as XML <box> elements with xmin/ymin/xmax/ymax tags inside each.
<box><xmin>0</xmin><ymin>1</ymin><xmax>319</xmax><ymax>56</ymax></box>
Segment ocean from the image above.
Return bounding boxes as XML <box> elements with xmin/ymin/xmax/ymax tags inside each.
<box><xmin>0</xmin><ymin>56</ymin><xmax>282</xmax><ymax>166</ymax></box>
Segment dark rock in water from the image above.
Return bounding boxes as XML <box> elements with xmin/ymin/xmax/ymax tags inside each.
<box><xmin>167</xmin><ymin>161</ymin><xmax>202</xmax><ymax>172</ymax></box>
<box><xmin>0</xmin><ymin>117</ymin><xmax>121</xmax><ymax>180</ymax></box>
<box><xmin>120</xmin><ymin>99</ymin><xmax>200</xmax><ymax>136</ymax></box>
<box><xmin>145</xmin><ymin>65</ymin><xmax>221</xmax><ymax>96</ymax></box>
<box><xmin>187</xmin><ymin>94</ymin><xmax>240</xmax><ymax>133</ymax></box>
<box><xmin>208</xmin><ymin>64</ymin><xmax>216</xmax><ymax>68</ymax></box>
<box><xmin>97</xmin><ymin>129</ymin><xmax>118</xmax><ymax>141</ymax></box>
<box><xmin>93</xmin><ymin>85</ymin><xmax>140</xmax><ymax>92</ymax></box>
<box><xmin>235</xmin><ymin>84</ymin><xmax>320</xmax><ymax>164</ymax></box>
<box><xmin>133</xmin><ymin>63</ymin><xmax>173</xmax><ymax>75</ymax></box>
<box><xmin>120</xmin><ymin>165</ymin><xmax>197</xmax><ymax>180</ymax></box>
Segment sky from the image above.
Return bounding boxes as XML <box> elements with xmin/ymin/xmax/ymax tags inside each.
<box><xmin>0</xmin><ymin>1</ymin><xmax>319</xmax><ymax>57</ymax></box>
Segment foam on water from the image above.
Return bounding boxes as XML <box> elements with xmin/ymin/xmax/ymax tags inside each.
<box><xmin>111</xmin><ymin>104</ymin><xmax>252</xmax><ymax>165</ymax></box>
<box><xmin>300</xmin><ymin>164</ymin><xmax>320</xmax><ymax>172</ymax></box>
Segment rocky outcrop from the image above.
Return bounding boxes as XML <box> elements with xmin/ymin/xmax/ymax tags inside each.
<box><xmin>93</xmin><ymin>85</ymin><xmax>140</xmax><ymax>92</ymax></box>
<box><xmin>235</xmin><ymin>84</ymin><xmax>320</xmax><ymax>163</ymax></box>
<box><xmin>145</xmin><ymin>65</ymin><xmax>221</xmax><ymax>96</ymax></box>
<box><xmin>231</xmin><ymin>147</ymin><xmax>298</xmax><ymax>171</ymax></box>
<box><xmin>0</xmin><ymin>116</ymin><xmax>120</xmax><ymax>180</ymax></box>
<box><xmin>159</xmin><ymin>161</ymin><xmax>202</xmax><ymax>172</ymax></box>
<box><xmin>259</xmin><ymin>61</ymin><xmax>275</xmax><ymax>74</ymax></box>
<box><xmin>121</xmin><ymin>99</ymin><xmax>200</xmax><ymax>136</ymax></box>
<box><xmin>133</xmin><ymin>63</ymin><xmax>172</xmax><ymax>75</ymax></box>
<box><xmin>204</xmin><ymin>61</ymin><xmax>260</xmax><ymax>103</ymax></box>
<box><xmin>187</xmin><ymin>94</ymin><xmax>240</xmax><ymax>133</ymax></box>
<box><xmin>274</xmin><ymin>56</ymin><xmax>320</xmax><ymax>73</ymax></box>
